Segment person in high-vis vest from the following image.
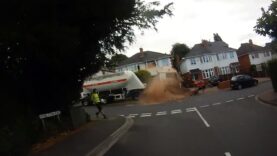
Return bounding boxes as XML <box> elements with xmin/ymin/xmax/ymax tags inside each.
<box><xmin>91</xmin><ymin>89</ymin><xmax>107</xmax><ymax>119</ymax></box>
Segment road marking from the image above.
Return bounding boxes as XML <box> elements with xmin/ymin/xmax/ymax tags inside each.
<box><xmin>248</xmin><ymin>94</ymin><xmax>255</xmax><ymax>98</ymax></box>
<box><xmin>212</xmin><ymin>102</ymin><xmax>221</xmax><ymax>106</ymax></box>
<box><xmin>156</xmin><ymin>111</ymin><xmax>167</xmax><ymax>116</ymax></box>
<box><xmin>186</xmin><ymin>107</ymin><xmax>196</xmax><ymax>112</ymax></box>
<box><xmin>140</xmin><ymin>113</ymin><xmax>152</xmax><ymax>117</ymax></box>
<box><xmin>224</xmin><ymin>152</ymin><xmax>232</xmax><ymax>156</ymax></box>
<box><xmin>200</xmin><ymin>105</ymin><xmax>210</xmax><ymax>108</ymax></box>
<box><xmin>119</xmin><ymin>115</ymin><xmax>125</xmax><ymax>117</ymax></box>
<box><xmin>193</xmin><ymin>107</ymin><xmax>210</xmax><ymax>128</ymax></box>
<box><xmin>171</xmin><ymin>109</ymin><xmax>182</xmax><ymax>114</ymax></box>
<box><xmin>237</xmin><ymin>97</ymin><xmax>245</xmax><ymax>100</ymax></box>
<box><xmin>225</xmin><ymin>99</ymin><xmax>234</xmax><ymax>103</ymax></box>
<box><xmin>128</xmin><ymin>114</ymin><xmax>138</xmax><ymax>118</ymax></box>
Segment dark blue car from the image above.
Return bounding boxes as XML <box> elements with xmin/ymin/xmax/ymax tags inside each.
<box><xmin>230</xmin><ymin>75</ymin><xmax>258</xmax><ymax>90</ymax></box>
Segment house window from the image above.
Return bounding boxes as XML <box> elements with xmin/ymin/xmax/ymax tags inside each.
<box><xmin>190</xmin><ymin>58</ymin><xmax>196</xmax><ymax>65</ymax></box>
<box><xmin>201</xmin><ymin>55</ymin><xmax>211</xmax><ymax>63</ymax></box>
<box><xmin>202</xmin><ymin>68</ymin><xmax>214</xmax><ymax>79</ymax></box>
<box><xmin>264</xmin><ymin>51</ymin><xmax>270</xmax><ymax>57</ymax></box>
<box><xmin>229</xmin><ymin>52</ymin><xmax>234</xmax><ymax>58</ymax></box>
<box><xmin>252</xmin><ymin>53</ymin><xmax>259</xmax><ymax>59</ymax></box>
<box><xmin>222</xmin><ymin>53</ymin><xmax>227</xmax><ymax>59</ymax></box>
<box><xmin>220</xmin><ymin>66</ymin><xmax>230</xmax><ymax>75</ymax></box>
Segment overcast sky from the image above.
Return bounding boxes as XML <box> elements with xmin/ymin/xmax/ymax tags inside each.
<box><xmin>122</xmin><ymin>0</ymin><xmax>272</xmax><ymax>57</ymax></box>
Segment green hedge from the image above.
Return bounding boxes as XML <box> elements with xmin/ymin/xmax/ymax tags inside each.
<box><xmin>135</xmin><ymin>70</ymin><xmax>151</xmax><ymax>83</ymax></box>
<box><xmin>268</xmin><ymin>58</ymin><xmax>277</xmax><ymax>92</ymax></box>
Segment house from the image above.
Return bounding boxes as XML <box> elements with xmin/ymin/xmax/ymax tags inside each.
<box><xmin>237</xmin><ymin>39</ymin><xmax>272</xmax><ymax>73</ymax></box>
<box><xmin>180</xmin><ymin>40</ymin><xmax>239</xmax><ymax>80</ymax></box>
<box><xmin>115</xmin><ymin>48</ymin><xmax>175</xmax><ymax>79</ymax></box>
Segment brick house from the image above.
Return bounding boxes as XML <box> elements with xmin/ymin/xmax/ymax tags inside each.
<box><xmin>237</xmin><ymin>40</ymin><xmax>272</xmax><ymax>74</ymax></box>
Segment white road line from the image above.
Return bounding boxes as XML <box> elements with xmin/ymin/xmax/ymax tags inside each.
<box><xmin>200</xmin><ymin>105</ymin><xmax>210</xmax><ymax>108</ymax></box>
<box><xmin>224</xmin><ymin>152</ymin><xmax>232</xmax><ymax>156</ymax></box>
<box><xmin>128</xmin><ymin>114</ymin><xmax>138</xmax><ymax>118</ymax></box>
<box><xmin>194</xmin><ymin>107</ymin><xmax>210</xmax><ymax>128</ymax></box>
<box><xmin>212</xmin><ymin>102</ymin><xmax>221</xmax><ymax>106</ymax></box>
<box><xmin>156</xmin><ymin>111</ymin><xmax>167</xmax><ymax>116</ymax></box>
<box><xmin>119</xmin><ymin>115</ymin><xmax>125</xmax><ymax>117</ymax></box>
<box><xmin>237</xmin><ymin>97</ymin><xmax>245</xmax><ymax>100</ymax></box>
<box><xmin>225</xmin><ymin>99</ymin><xmax>234</xmax><ymax>103</ymax></box>
<box><xmin>171</xmin><ymin>109</ymin><xmax>182</xmax><ymax>114</ymax></box>
<box><xmin>248</xmin><ymin>94</ymin><xmax>255</xmax><ymax>98</ymax></box>
<box><xmin>186</xmin><ymin>107</ymin><xmax>196</xmax><ymax>112</ymax></box>
<box><xmin>140</xmin><ymin>113</ymin><xmax>152</xmax><ymax>117</ymax></box>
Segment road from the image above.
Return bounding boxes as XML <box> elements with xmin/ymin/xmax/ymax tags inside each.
<box><xmin>85</xmin><ymin>81</ymin><xmax>277</xmax><ymax>156</ymax></box>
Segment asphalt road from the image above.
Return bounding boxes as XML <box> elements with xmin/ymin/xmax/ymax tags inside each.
<box><xmin>85</xmin><ymin>81</ymin><xmax>277</xmax><ymax>156</ymax></box>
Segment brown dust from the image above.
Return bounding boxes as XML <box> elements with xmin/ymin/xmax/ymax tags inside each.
<box><xmin>139</xmin><ymin>76</ymin><xmax>190</xmax><ymax>105</ymax></box>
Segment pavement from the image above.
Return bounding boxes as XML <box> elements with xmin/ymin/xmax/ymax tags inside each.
<box><xmin>32</xmin><ymin>117</ymin><xmax>133</xmax><ymax>156</ymax></box>
<box><xmin>258</xmin><ymin>89</ymin><xmax>277</xmax><ymax>106</ymax></box>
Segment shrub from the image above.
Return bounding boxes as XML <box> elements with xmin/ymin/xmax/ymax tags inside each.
<box><xmin>135</xmin><ymin>70</ymin><xmax>151</xmax><ymax>83</ymax></box>
<box><xmin>268</xmin><ymin>58</ymin><xmax>277</xmax><ymax>92</ymax></box>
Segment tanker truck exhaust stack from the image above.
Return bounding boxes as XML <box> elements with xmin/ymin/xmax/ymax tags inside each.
<box><xmin>82</xmin><ymin>71</ymin><xmax>145</xmax><ymax>103</ymax></box>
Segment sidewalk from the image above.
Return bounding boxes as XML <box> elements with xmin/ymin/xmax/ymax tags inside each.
<box><xmin>258</xmin><ymin>89</ymin><xmax>277</xmax><ymax>106</ymax></box>
<box><xmin>32</xmin><ymin>117</ymin><xmax>131</xmax><ymax>156</ymax></box>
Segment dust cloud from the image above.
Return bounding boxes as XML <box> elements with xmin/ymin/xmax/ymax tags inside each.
<box><xmin>139</xmin><ymin>76</ymin><xmax>191</xmax><ymax>105</ymax></box>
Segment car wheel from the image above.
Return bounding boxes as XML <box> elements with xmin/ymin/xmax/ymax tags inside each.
<box><xmin>238</xmin><ymin>84</ymin><xmax>242</xmax><ymax>90</ymax></box>
<box><xmin>254</xmin><ymin>81</ymin><xmax>258</xmax><ymax>86</ymax></box>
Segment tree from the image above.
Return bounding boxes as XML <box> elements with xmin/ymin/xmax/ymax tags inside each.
<box><xmin>170</xmin><ymin>43</ymin><xmax>190</xmax><ymax>72</ymax></box>
<box><xmin>254</xmin><ymin>1</ymin><xmax>277</xmax><ymax>39</ymax></box>
<box><xmin>0</xmin><ymin>1</ymin><xmax>173</xmax><ymax>155</ymax></box>
<box><xmin>106</xmin><ymin>54</ymin><xmax>128</xmax><ymax>69</ymax></box>
<box><xmin>213</xmin><ymin>33</ymin><xmax>223</xmax><ymax>42</ymax></box>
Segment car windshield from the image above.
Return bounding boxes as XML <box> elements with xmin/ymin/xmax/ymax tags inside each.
<box><xmin>231</xmin><ymin>76</ymin><xmax>238</xmax><ymax>81</ymax></box>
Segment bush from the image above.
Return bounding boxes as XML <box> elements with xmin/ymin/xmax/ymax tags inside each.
<box><xmin>135</xmin><ymin>70</ymin><xmax>151</xmax><ymax>83</ymax></box>
<box><xmin>268</xmin><ymin>58</ymin><xmax>277</xmax><ymax>92</ymax></box>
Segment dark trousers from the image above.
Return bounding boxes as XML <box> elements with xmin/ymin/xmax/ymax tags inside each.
<box><xmin>95</xmin><ymin>103</ymin><xmax>106</xmax><ymax>118</ymax></box>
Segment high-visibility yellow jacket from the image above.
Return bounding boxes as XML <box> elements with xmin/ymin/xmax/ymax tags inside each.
<box><xmin>91</xmin><ymin>93</ymin><xmax>100</xmax><ymax>104</ymax></box>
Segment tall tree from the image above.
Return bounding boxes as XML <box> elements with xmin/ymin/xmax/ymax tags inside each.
<box><xmin>254</xmin><ymin>0</ymin><xmax>277</xmax><ymax>39</ymax></box>
<box><xmin>106</xmin><ymin>53</ymin><xmax>128</xmax><ymax>69</ymax></box>
<box><xmin>213</xmin><ymin>33</ymin><xmax>223</xmax><ymax>41</ymax></box>
<box><xmin>0</xmin><ymin>1</ymin><xmax>173</xmax><ymax>155</ymax></box>
<box><xmin>170</xmin><ymin>43</ymin><xmax>190</xmax><ymax>72</ymax></box>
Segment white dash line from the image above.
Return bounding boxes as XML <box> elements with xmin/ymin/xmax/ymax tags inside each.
<box><xmin>212</xmin><ymin>102</ymin><xmax>221</xmax><ymax>106</ymax></box>
<box><xmin>237</xmin><ymin>97</ymin><xmax>245</xmax><ymax>100</ymax></box>
<box><xmin>119</xmin><ymin>115</ymin><xmax>125</xmax><ymax>117</ymax></box>
<box><xmin>128</xmin><ymin>114</ymin><xmax>138</xmax><ymax>118</ymax></box>
<box><xmin>171</xmin><ymin>109</ymin><xmax>182</xmax><ymax>114</ymax></box>
<box><xmin>225</xmin><ymin>99</ymin><xmax>234</xmax><ymax>103</ymax></box>
<box><xmin>248</xmin><ymin>94</ymin><xmax>255</xmax><ymax>98</ymax></box>
<box><xmin>224</xmin><ymin>152</ymin><xmax>232</xmax><ymax>156</ymax></box>
<box><xmin>156</xmin><ymin>111</ymin><xmax>167</xmax><ymax>116</ymax></box>
<box><xmin>186</xmin><ymin>107</ymin><xmax>196</xmax><ymax>112</ymax></box>
<box><xmin>194</xmin><ymin>107</ymin><xmax>210</xmax><ymax>128</ymax></box>
<box><xmin>140</xmin><ymin>113</ymin><xmax>152</xmax><ymax>117</ymax></box>
<box><xmin>200</xmin><ymin>105</ymin><xmax>210</xmax><ymax>108</ymax></box>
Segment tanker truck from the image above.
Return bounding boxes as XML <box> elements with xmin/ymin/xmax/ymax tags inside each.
<box><xmin>81</xmin><ymin>71</ymin><xmax>145</xmax><ymax>103</ymax></box>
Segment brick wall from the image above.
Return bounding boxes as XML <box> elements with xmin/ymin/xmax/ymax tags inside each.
<box><xmin>238</xmin><ymin>54</ymin><xmax>251</xmax><ymax>73</ymax></box>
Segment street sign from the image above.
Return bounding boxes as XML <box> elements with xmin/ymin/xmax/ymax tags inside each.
<box><xmin>39</xmin><ymin>111</ymin><xmax>61</xmax><ymax>119</ymax></box>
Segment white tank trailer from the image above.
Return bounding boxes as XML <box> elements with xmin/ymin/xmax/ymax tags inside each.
<box><xmin>81</xmin><ymin>71</ymin><xmax>145</xmax><ymax>103</ymax></box>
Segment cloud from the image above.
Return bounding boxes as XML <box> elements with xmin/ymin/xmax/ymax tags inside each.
<box><xmin>123</xmin><ymin>0</ymin><xmax>272</xmax><ymax>57</ymax></box>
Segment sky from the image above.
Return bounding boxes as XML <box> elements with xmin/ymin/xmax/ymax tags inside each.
<box><xmin>122</xmin><ymin>0</ymin><xmax>272</xmax><ymax>57</ymax></box>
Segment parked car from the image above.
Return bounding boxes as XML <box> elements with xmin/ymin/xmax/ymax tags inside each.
<box><xmin>208</xmin><ymin>76</ymin><xmax>222</xmax><ymax>86</ymax></box>
<box><xmin>230</xmin><ymin>75</ymin><xmax>258</xmax><ymax>90</ymax></box>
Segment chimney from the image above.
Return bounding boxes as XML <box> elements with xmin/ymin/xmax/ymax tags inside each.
<box><xmin>201</xmin><ymin>40</ymin><xmax>209</xmax><ymax>48</ymax></box>
<box><xmin>139</xmin><ymin>48</ymin><xmax>143</xmax><ymax>53</ymax></box>
<box><xmin>249</xmin><ymin>39</ymin><xmax>253</xmax><ymax>45</ymax></box>
<box><xmin>139</xmin><ymin>48</ymin><xmax>144</xmax><ymax>58</ymax></box>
